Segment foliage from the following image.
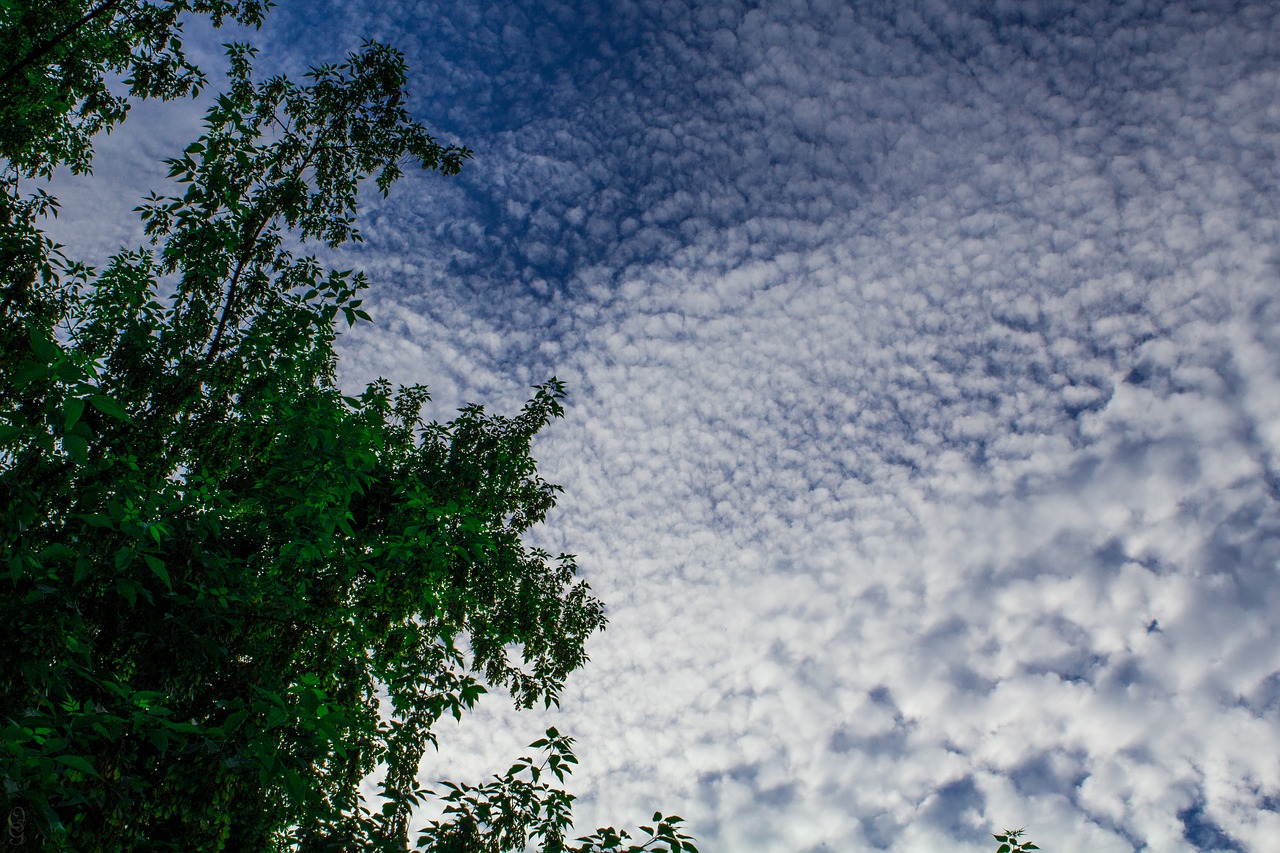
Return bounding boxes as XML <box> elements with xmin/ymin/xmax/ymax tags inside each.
<box><xmin>419</xmin><ymin>729</ymin><xmax>697</xmax><ymax>853</ymax></box>
<box><xmin>0</xmin><ymin>4</ymin><xmax>695</xmax><ymax>851</ymax></box>
<box><xmin>0</xmin><ymin>0</ymin><xmax>272</xmax><ymax>178</ymax></box>
<box><xmin>0</xmin><ymin>0</ymin><xmax>268</xmax><ymax>391</ymax></box>
<box><xmin>994</xmin><ymin>827</ymin><xmax>1040</xmax><ymax>853</ymax></box>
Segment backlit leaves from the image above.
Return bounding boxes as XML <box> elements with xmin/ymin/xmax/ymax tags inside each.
<box><xmin>0</xmin><ymin>8</ymin><xmax>688</xmax><ymax>852</ymax></box>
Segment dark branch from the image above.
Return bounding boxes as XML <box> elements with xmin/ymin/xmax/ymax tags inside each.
<box><xmin>0</xmin><ymin>0</ymin><xmax>125</xmax><ymax>88</ymax></box>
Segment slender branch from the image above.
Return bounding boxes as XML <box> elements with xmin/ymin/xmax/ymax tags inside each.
<box><xmin>0</xmin><ymin>0</ymin><xmax>125</xmax><ymax>88</ymax></box>
<box><xmin>203</xmin><ymin>216</ymin><xmax>264</xmax><ymax>365</ymax></box>
<box><xmin>202</xmin><ymin>99</ymin><xmax>357</xmax><ymax>367</ymax></box>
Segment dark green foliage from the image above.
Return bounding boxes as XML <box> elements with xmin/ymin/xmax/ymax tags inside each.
<box><xmin>420</xmin><ymin>729</ymin><xmax>697</xmax><ymax>853</ymax></box>
<box><xmin>994</xmin><ymin>827</ymin><xmax>1040</xmax><ymax>853</ymax></box>
<box><xmin>0</xmin><ymin>0</ymin><xmax>272</xmax><ymax>178</ymax></box>
<box><xmin>0</xmin><ymin>0</ymin><xmax>263</xmax><ymax>374</ymax></box>
<box><xmin>0</xmin><ymin>5</ymin><xmax>695</xmax><ymax>851</ymax></box>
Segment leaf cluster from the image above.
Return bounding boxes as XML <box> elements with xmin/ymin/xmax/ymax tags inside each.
<box><xmin>993</xmin><ymin>827</ymin><xmax>1041</xmax><ymax>853</ymax></box>
<box><xmin>0</xmin><ymin>0</ymin><xmax>271</xmax><ymax>178</ymax></box>
<box><xmin>420</xmin><ymin>728</ymin><xmax>697</xmax><ymax>853</ymax></box>
<box><xmin>0</xmin><ymin>8</ymin><xmax>689</xmax><ymax>852</ymax></box>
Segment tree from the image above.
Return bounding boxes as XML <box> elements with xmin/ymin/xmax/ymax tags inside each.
<box><xmin>993</xmin><ymin>828</ymin><xmax>1040</xmax><ymax>853</ymax></box>
<box><xmin>0</xmin><ymin>0</ymin><xmax>271</xmax><ymax>326</ymax></box>
<box><xmin>0</xmin><ymin>6</ymin><xmax>695</xmax><ymax>851</ymax></box>
<box><xmin>0</xmin><ymin>0</ymin><xmax>272</xmax><ymax>177</ymax></box>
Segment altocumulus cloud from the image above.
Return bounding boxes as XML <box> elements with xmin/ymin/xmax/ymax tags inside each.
<box><xmin>46</xmin><ymin>0</ymin><xmax>1280</xmax><ymax>850</ymax></box>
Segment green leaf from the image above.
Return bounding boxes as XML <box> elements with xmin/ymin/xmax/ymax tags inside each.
<box><xmin>266</xmin><ymin>705</ymin><xmax>288</xmax><ymax>728</ymax></box>
<box><xmin>29</xmin><ymin>328</ymin><xmax>61</xmax><ymax>363</ymax></box>
<box><xmin>22</xmin><ymin>585</ymin><xmax>55</xmax><ymax>604</ymax></box>
<box><xmin>55</xmin><ymin>360</ymin><xmax>84</xmax><ymax>382</ymax></box>
<box><xmin>148</xmin><ymin>728</ymin><xmax>171</xmax><ymax>757</ymax></box>
<box><xmin>38</xmin><ymin>543</ymin><xmax>78</xmax><ymax>562</ymax></box>
<box><xmin>88</xmin><ymin>394</ymin><xmax>131</xmax><ymax>421</ymax></box>
<box><xmin>158</xmin><ymin>719</ymin><xmax>202</xmax><ymax>734</ymax></box>
<box><xmin>13</xmin><ymin>360</ymin><xmax>48</xmax><ymax>388</ymax></box>
<box><xmin>55</xmin><ymin>755</ymin><xmax>99</xmax><ymax>777</ymax></box>
<box><xmin>63</xmin><ymin>397</ymin><xmax>85</xmax><ymax>430</ymax></box>
<box><xmin>63</xmin><ymin>433</ymin><xmax>89</xmax><ymax>463</ymax></box>
<box><xmin>282</xmin><ymin>768</ymin><xmax>308</xmax><ymax>802</ymax></box>
<box><xmin>143</xmin><ymin>554</ymin><xmax>171</xmax><ymax>590</ymax></box>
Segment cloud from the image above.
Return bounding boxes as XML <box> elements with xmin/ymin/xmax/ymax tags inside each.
<box><xmin>43</xmin><ymin>0</ymin><xmax>1280</xmax><ymax>849</ymax></box>
<box><xmin>361</xmin><ymin>2</ymin><xmax>1280</xmax><ymax>850</ymax></box>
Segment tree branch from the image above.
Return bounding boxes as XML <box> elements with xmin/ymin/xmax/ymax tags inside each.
<box><xmin>0</xmin><ymin>0</ymin><xmax>125</xmax><ymax>88</ymax></box>
<box><xmin>202</xmin><ymin>101</ymin><xmax>356</xmax><ymax>367</ymax></box>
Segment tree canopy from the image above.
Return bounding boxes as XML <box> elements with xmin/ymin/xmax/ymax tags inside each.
<box><xmin>0</xmin><ymin>5</ymin><xmax>1046</xmax><ymax>851</ymax></box>
<box><xmin>0</xmin><ymin>3</ymin><xmax>696</xmax><ymax>850</ymax></box>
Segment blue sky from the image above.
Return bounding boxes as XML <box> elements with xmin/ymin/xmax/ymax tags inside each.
<box><xmin>46</xmin><ymin>0</ymin><xmax>1280</xmax><ymax>850</ymax></box>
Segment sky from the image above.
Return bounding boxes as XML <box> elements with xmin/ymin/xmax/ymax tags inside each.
<box><xmin>44</xmin><ymin>0</ymin><xmax>1280</xmax><ymax>850</ymax></box>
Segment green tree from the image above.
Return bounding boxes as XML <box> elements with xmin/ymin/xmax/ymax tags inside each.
<box><xmin>0</xmin><ymin>0</ymin><xmax>272</xmax><ymax>177</ymax></box>
<box><xmin>0</xmin><ymin>0</ymin><xmax>270</xmax><ymax>391</ymax></box>
<box><xmin>0</xmin><ymin>7</ymin><xmax>695</xmax><ymax>852</ymax></box>
<box><xmin>993</xmin><ymin>827</ymin><xmax>1040</xmax><ymax>853</ymax></box>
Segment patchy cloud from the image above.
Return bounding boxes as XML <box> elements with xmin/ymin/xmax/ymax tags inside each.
<box><xmin>50</xmin><ymin>0</ymin><xmax>1280</xmax><ymax>849</ymax></box>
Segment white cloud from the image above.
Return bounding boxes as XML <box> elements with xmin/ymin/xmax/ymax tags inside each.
<box><xmin>45</xmin><ymin>0</ymin><xmax>1280</xmax><ymax>849</ymax></box>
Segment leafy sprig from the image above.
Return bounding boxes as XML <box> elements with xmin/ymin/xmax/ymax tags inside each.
<box><xmin>994</xmin><ymin>827</ymin><xmax>1040</xmax><ymax>853</ymax></box>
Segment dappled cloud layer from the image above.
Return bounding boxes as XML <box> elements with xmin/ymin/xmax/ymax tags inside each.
<box><xmin>50</xmin><ymin>0</ymin><xmax>1280</xmax><ymax>850</ymax></box>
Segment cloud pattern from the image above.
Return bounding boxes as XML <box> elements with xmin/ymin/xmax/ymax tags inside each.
<box><xmin>47</xmin><ymin>0</ymin><xmax>1280</xmax><ymax>849</ymax></box>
